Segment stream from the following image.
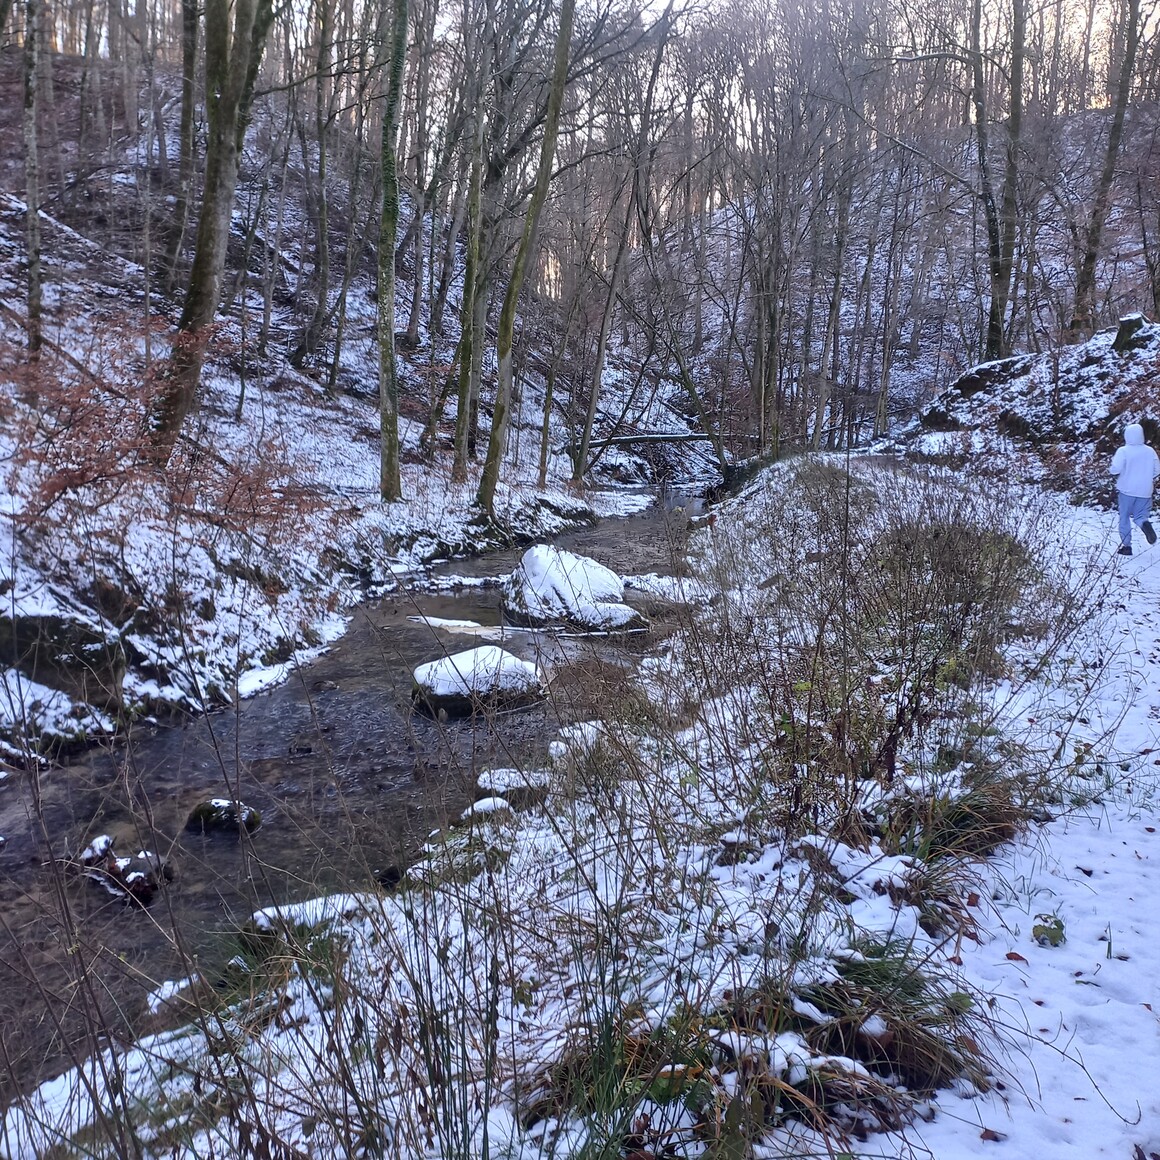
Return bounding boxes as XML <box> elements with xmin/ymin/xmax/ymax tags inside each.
<box><xmin>0</xmin><ymin>496</ymin><xmax>699</xmax><ymax>1100</ymax></box>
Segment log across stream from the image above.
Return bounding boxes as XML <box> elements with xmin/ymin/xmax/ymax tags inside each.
<box><xmin>0</xmin><ymin>494</ymin><xmax>700</xmax><ymax>1099</ymax></box>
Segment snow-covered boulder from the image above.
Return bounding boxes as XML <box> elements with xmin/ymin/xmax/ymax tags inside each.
<box><xmin>411</xmin><ymin>646</ymin><xmax>545</xmax><ymax>717</ymax></box>
<box><xmin>501</xmin><ymin>544</ymin><xmax>648</xmax><ymax>632</ymax></box>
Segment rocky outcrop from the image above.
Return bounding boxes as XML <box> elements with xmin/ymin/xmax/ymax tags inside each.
<box><xmin>894</xmin><ymin>320</ymin><xmax>1160</xmax><ymax>503</ymax></box>
<box><xmin>1</xmin><ymin>612</ymin><xmax>125</xmax><ymax>711</ymax></box>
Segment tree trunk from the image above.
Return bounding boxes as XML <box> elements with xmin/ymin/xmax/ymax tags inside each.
<box><xmin>292</xmin><ymin>0</ymin><xmax>334</xmax><ymax>367</ymax></box>
<box><xmin>22</xmin><ymin>0</ymin><xmax>43</xmax><ymax>357</ymax></box>
<box><xmin>969</xmin><ymin>0</ymin><xmax>1008</xmax><ymax>361</ymax></box>
<box><xmin>813</xmin><ymin>164</ymin><xmax>852</xmax><ymax>450</ymax></box>
<box><xmin>259</xmin><ymin>113</ymin><xmax>294</xmax><ymax>354</ymax></box>
<box><xmin>988</xmin><ymin>0</ymin><xmax>1024</xmax><ymax>358</ymax></box>
<box><xmin>538</xmin><ymin>293</ymin><xmax>578</xmax><ymax>487</ymax></box>
<box><xmin>163</xmin><ymin>0</ymin><xmax>199</xmax><ymax>293</ymax></box>
<box><xmin>377</xmin><ymin>0</ymin><xmax>408</xmax><ymax>502</ymax></box>
<box><xmin>574</xmin><ymin>15</ymin><xmax>668</xmax><ymax>485</ymax></box>
<box><xmin>477</xmin><ymin>0</ymin><xmax>575</xmax><ymax>517</ymax></box>
<box><xmin>328</xmin><ymin>99</ymin><xmax>369</xmax><ymax>393</ymax></box>
<box><xmin>150</xmin><ymin>0</ymin><xmax>274</xmax><ymax>451</ymax></box>
<box><xmin>451</xmin><ymin>0</ymin><xmax>491</xmax><ymax>483</ymax></box>
<box><xmin>1072</xmin><ymin>0</ymin><xmax>1141</xmax><ymax>332</ymax></box>
<box><xmin>430</xmin><ymin>171</ymin><xmax>467</xmax><ymax>337</ymax></box>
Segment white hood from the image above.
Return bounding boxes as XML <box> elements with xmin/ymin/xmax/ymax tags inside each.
<box><xmin>1126</xmin><ymin>423</ymin><xmax>1145</xmax><ymax>445</ymax></box>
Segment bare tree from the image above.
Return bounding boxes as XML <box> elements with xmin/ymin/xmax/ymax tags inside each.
<box><xmin>149</xmin><ymin>0</ymin><xmax>276</xmax><ymax>452</ymax></box>
<box><xmin>1072</xmin><ymin>0</ymin><xmax>1142</xmax><ymax>331</ymax></box>
<box><xmin>477</xmin><ymin>0</ymin><xmax>575</xmax><ymax>517</ymax></box>
<box><xmin>378</xmin><ymin>0</ymin><xmax>408</xmax><ymax>501</ymax></box>
<box><xmin>22</xmin><ymin>0</ymin><xmax>43</xmax><ymax>356</ymax></box>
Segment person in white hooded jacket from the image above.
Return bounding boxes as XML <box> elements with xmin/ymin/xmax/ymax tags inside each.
<box><xmin>1110</xmin><ymin>422</ymin><xmax>1160</xmax><ymax>555</ymax></box>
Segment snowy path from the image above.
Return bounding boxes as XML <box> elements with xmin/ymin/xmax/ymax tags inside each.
<box><xmin>904</xmin><ymin>506</ymin><xmax>1160</xmax><ymax>1160</ymax></box>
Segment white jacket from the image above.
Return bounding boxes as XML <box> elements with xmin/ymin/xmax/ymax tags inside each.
<box><xmin>1110</xmin><ymin>423</ymin><xmax>1160</xmax><ymax>498</ymax></box>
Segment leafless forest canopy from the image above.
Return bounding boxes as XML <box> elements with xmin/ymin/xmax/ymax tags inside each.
<box><xmin>5</xmin><ymin>0</ymin><xmax>1160</xmax><ymax>474</ymax></box>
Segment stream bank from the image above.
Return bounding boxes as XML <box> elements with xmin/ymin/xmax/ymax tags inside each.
<box><xmin>0</xmin><ymin>496</ymin><xmax>700</xmax><ymax>1099</ymax></box>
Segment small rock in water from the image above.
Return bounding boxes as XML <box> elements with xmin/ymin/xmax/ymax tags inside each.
<box><xmin>185</xmin><ymin>798</ymin><xmax>262</xmax><ymax>835</ymax></box>
<box><xmin>77</xmin><ymin>834</ymin><xmax>173</xmax><ymax>906</ymax></box>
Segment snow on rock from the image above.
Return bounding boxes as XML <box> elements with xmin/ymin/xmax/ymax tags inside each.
<box><xmin>476</xmin><ymin>766</ymin><xmax>551</xmax><ymax>810</ymax></box>
<box><xmin>145</xmin><ymin>975</ymin><xmax>203</xmax><ymax>1017</ymax></box>
<box><xmin>0</xmin><ymin>667</ymin><xmax>114</xmax><ymax>748</ymax></box>
<box><xmin>456</xmin><ymin>796</ymin><xmax>514</xmax><ymax>825</ymax></box>
<box><xmin>411</xmin><ymin>645</ymin><xmax>545</xmax><ymax>717</ymax></box>
<box><xmin>184</xmin><ymin>799</ymin><xmax>262</xmax><ymax>834</ymax></box>
<box><xmin>547</xmin><ymin>719</ymin><xmax>606</xmax><ymax>771</ymax></box>
<box><xmin>78</xmin><ymin>835</ymin><xmax>172</xmax><ymax>906</ymax></box>
<box><xmin>248</xmin><ymin>893</ymin><xmax>372</xmax><ymax>939</ymax></box>
<box><xmin>502</xmin><ymin>544</ymin><xmax>648</xmax><ymax>632</ymax></box>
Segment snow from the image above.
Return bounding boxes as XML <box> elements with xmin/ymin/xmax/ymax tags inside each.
<box><xmin>405</xmin><ymin>613</ymin><xmax>515</xmax><ymax>642</ymax></box>
<box><xmin>145</xmin><ymin>976</ymin><xmax>202</xmax><ymax>1016</ymax></box>
<box><xmin>0</xmin><ymin>668</ymin><xmax>113</xmax><ymax>742</ymax></box>
<box><xmin>79</xmin><ymin>834</ymin><xmax>114</xmax><ymax>863</ymax></box>
<box><xmin>407</xmin><ymin>614</ymin><xmax>488</xmax><ymax>630</ymax></box>
<box><xmin>476</xmin><ymin>766</ymin><xmax>551</xmax><ymax>796</ymax></box>
<box><xmin>460</xmin><ymin>796</ymin><xmax>513</xmax><ymax>820</ymax></box>
<box><xmin>624</xmin><ymin>570</ymin><xmax>706</xmax><ymax>603</ymax></box>
<box><xmin>890</xmin><ymin>320</ymin><xmax>1160</xmax><ymax>507</ymax></box>
<box><xmin>586</xmin><ymin>489</ymin><xmax>657</xmax><ymax>518</ymax></box>
<box><xmin>4</xmin><ymin>372</ymin><xmax>1160</xmax><ymax>1157</ymax></box>
<box><xmin>0</xmin><ymin>198</ymin><xmax>678</xmax><ymax>751</ymax></box>
<box><xmin>502</xmin><ymin>543</ymin><xmax>647</xmax><ymax>632</ymax></box>
<box><xmin>251</xmin><ymin>893</ymin><xmax>369</xmax><ymax>933</ymax></box>
<box><xmin>411</xmin><ymin>645</ymin><xmax>543</xmax><ymax>700</ymax></box>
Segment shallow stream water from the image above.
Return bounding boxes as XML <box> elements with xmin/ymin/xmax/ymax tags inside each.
<box><xmin>0</xmin><ymin>496</ymin><xmax>698</xmax><ymax>1099</ymax></box>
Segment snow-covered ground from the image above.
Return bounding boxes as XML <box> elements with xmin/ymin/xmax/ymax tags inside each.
<box><xmin>864</xmin><ymin>501</ymin><xmax>1160</xmax><ymax>1160</ymax></box>
<box><xmin>3</xmin><ymin>458</ymin><xmax>1159</xmax><ymax>1159</ymax></box>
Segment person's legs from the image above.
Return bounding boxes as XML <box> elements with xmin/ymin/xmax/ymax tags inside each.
<box><xmin>1119</xmin><ymin>492</ymin><xmax>1134</xmax><ymax>548</ymax></box>
<box><xmin>1128</xmin><ymin>493</ymin><xmax>1151</xmax><ymax>531</ymax></box>
<box><xmin>1119</xmin><ymin>494</ymin><xmax>1155</xmax><ymax>551</ymax></box>
<box><xmin>1139</xmin><ymin>495</ymin><xmax>1157</xmax><ymax>544</ymax></box>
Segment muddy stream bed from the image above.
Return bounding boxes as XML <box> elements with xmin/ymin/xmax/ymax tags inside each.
<box><xmin>0</xmin><ymin>498</ymin><xmax>698</xmax><ymax>1100</ymax></box>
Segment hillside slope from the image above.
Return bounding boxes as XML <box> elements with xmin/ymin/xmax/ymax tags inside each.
<box><xmin>0</xmin><ymin>184</ymin><xmax>672</xmax><ymax>754</ymax></box>
<box><xmin>891</xmin><ymin>316</ymin><xmax>1160</xmax><ymax>504</ymax></box>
